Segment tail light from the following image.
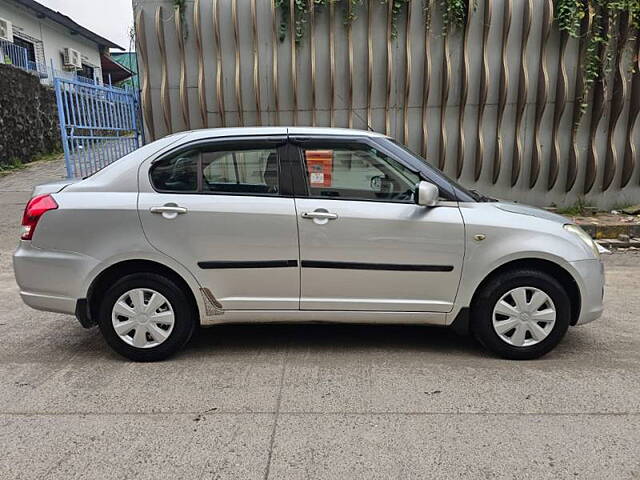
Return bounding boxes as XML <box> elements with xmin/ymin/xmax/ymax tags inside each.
<box><xmin>21</xmin><ymin>194</ymin><xmax>58</xmax><ymax>240</ymax></box>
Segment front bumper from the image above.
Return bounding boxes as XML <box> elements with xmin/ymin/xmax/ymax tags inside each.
<box><xmin>13</xmin><ymin>241</ymin><xmax>98</xmax><ymax>316</ymax></box>
<box><xmin>570</xmin><ymin>258</ymin><xmax>605</xmax><ymax>325</ymax></box>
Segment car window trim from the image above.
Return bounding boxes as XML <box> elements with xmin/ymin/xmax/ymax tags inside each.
<box><xmin>288</xmin><ymin>135</ymin><xmax>445</xmax><ymax>204</ymax></box>
<box><xmin>148</xmin><ymin>136</ymin><xmax>292</xmax><ymax>198</ymax></box>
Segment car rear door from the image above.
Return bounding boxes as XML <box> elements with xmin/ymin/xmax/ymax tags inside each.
<box><xmin>138</xmin><ymin>136</ymin><xmax>300</xmax><ymax>310</ymax></box>
<box><xmin>290</xmin><ymin>136</ymin><xmax>465</xmax><ymax>313</ymax></box>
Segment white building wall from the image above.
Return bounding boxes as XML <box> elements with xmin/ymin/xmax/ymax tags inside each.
<box><xmin>0</xmin><ymin>0</ymin><xmax>102</xmax><ymax>82</ymax></box>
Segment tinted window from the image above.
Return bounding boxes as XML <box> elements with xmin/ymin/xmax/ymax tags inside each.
<box><xmin>150</xmin><ymin>149</ymin><xmax>199</xmax><ymax>192</ymax></box>
<box><xmin>202</xmin><ymin>148</ymin><xmax>279</xmax><ymax>194</ymax></box>
<box><xmin>302</xmin><ymin>144</ymin><xmax>419</xmax><ymax>202</ymax></box>
<box><xmin>150</xmin><ymin>146</ymin><xmax>280</xmax><ymax>195</ymax></box>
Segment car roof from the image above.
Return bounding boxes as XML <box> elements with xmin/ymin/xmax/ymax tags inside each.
<box><xmin>180</xmin><ymin>126</ymin><xmax>387</xmax><ymax>141</ymax></box>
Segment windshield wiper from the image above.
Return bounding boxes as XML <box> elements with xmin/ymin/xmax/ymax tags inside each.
<box><xmin>470</xmin><ymin>189</ymin><xmax>497</xmax><ymax>202</ymax></box>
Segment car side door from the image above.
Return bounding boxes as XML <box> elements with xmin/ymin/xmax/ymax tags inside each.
<box><xmin>138</xmin><ymin>136</ymin><xmax>300</xmax><ymax>310</ymax></box>
<box><xmin>290</xmin><ymin>136</ymin><xmax>465</xmax><ymax>313</ymax></box>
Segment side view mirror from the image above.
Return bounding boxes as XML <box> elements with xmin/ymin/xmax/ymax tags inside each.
<box><xmin>414</xmin><ymin>181</ymin><xmax>439</xmax><ymax>207</ymax></box>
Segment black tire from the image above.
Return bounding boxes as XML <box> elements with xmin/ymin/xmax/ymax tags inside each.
<box><xmin>471</xmin><ymin>269</ymin><xmax>571</xmax><ymax>360</ymax></box>
<box><xmin>97</xmin><ymin>273</ymin><xmax>196</xmax><ymax>362</ymax></box>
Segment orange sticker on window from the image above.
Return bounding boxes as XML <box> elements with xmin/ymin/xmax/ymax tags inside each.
<box><xmin>305</xmin><ymin>150</ymin><xmax>333</xmax><ymax>187</ymax></box>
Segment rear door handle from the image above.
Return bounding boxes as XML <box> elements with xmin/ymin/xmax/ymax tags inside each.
<box><xmin>150</xmin><ymin>205</ymin><xmax>188</xmax><ymax>214</ymax></box>
<box><xmin>301</xmin><ymin>211</ymin><xmax>338</xmax><ymax>220</ymax></box>
<box><xmin>150</xmin><ymin>204</ymin><xmax>188</xmax><ymax>219</ymax></box>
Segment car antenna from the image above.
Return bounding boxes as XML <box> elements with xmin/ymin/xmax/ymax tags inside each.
<box><xmin>334</xmin><ymin>92</ymin><xmax>375</xmax><ymax>132</ymax></box>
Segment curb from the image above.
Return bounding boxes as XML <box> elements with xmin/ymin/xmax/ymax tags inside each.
<box><xmin>595</xmin><ymin>238</ymin><xmax>640</xmax><ymax>249</ymax></box>
<box><xmin>574</xmin><ymin>223</ymin><xmax>640</xmax><ymax>240</ymax></box>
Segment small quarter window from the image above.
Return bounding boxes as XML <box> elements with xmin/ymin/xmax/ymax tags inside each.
<box><xmin>150</xmin><ymin>149</ymin><xmax>199</xmax><ymax>192</ymax></box>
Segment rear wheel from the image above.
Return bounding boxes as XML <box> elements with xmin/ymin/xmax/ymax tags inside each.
<box><xmin>97</xmin><ymin>273</ymin><xmax>196</xmax><ymax>361</ymax></box>
<box><xmin>471</xmin><ymin>269</ymin><xmax>571</xmax><ymax>360</ymax></box>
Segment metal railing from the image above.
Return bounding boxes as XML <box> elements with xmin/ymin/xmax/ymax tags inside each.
<box><xmin>1</xmin><ymin>39</ymin><xmax>52</xmax><ymax>81</ymax></box>
<box><xmin>26</xmin><ymin>60</ymin><xmax>48</xmax><ymax>78</ymax></box>
<box><xmin>75</xmin><ymin>74</ymin><xmax>97</xmax><ymax>85</ymax></box>
<box><xmin>0</xmin><ymin>40</ymin><xmax>103</xmax><ymax>86</ymax></box>
<box><xmin>0</xmin><ymin>38</ymin><xmax>29</xmax><ymax>70</ymax></box>
<box><xmin>54</xmin><ymin>75</ymin><xmax>141</xmax><ymax>178</ymax></box>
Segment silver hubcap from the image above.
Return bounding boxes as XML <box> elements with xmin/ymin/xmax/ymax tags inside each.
<box><xmin>492</xmin><ymin>286</ymin><xmax>556</xmax><ymax>347</ymax></box>
<box><xmin>111</xmin><ymin>288</ymin><xmax>175</xmax><ymax>349</ymax></box>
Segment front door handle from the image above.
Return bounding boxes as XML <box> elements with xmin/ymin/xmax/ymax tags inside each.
<box><xmin>301</xmin><ymin>211</ymin><xmax>338</xmax><ymax>220</ymax></box>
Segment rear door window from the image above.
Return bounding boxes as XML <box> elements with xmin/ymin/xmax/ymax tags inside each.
<box><xmin>201</xmin><ymin>148</ymin><xmax>279</xmax><ymax>194</ymax></box>
<box><xmin>150</xmin><ymin>143</ymin><xmax>281</xmax><ymax>196</ymax></box>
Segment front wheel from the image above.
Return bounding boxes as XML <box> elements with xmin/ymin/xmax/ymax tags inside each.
<box><xmin>471</xmin><ymin>269</ymin><xmax>571</xmax><ymax>360</ymax></box>
<box><xmin>97</xmin><ymin>273</ymin><xmax>196</xmax><ymax>361</ymax></box>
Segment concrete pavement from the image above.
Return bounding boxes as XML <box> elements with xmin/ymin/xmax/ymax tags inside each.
<box><xmin>1</xmin><ymin>159</ymin><xmax>639</xmax><ymax>479</ymax></box>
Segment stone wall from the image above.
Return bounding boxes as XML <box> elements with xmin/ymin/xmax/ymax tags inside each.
<box><xmin>0</xmin><ymin>64</ymin><xmax>60</xmax><ymax>167</ymax></box>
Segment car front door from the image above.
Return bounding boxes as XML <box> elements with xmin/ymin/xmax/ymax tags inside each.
<box><xmin>138</xmin><ymin>137</ymin><xmax>300</xmax><ymax>310</ymax></box>
<box><xmin>291</xmin><ymin>136</ymin><xmax>465</xmax><ymax>313</ymax></box>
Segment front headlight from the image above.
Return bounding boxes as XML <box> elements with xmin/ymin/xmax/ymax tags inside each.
<box><xmin>564</xmin><ymin>224</ymin><xmax>600</xmax><ymax>258</ymax></box>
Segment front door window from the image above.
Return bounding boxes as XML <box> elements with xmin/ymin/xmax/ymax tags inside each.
<box><xmin>301</xmin><ymin>144</ymin><xmax>419</xmax><ymax>203</ymax></box>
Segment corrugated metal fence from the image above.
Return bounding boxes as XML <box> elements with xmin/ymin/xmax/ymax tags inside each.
<box><xmin>133</xmin><ymin>0</ymin><xmax>640</xmax><ymax>208</ymax></box>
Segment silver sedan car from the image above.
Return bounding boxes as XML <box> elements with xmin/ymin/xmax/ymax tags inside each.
<box><xmin>14</xmin><ymin>128</ymin><xmax>604</xmax><ymax>361</ymax></box>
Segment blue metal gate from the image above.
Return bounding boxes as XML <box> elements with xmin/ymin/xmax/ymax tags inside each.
<box><xmin>53</xmin><ymin>76</ymin><xmax>142</xmax><ymax>178</ymax></box>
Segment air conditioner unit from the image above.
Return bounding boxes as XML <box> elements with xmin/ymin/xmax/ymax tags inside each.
<box><xmin>63</xmin><ymin>47</ymin><xmax>81</xmax><ymax>70</ymax></box>
<box><xmin>0</xmin><ymin>18</ymin><xmax>13</xmax><ymax>42</ymax></box>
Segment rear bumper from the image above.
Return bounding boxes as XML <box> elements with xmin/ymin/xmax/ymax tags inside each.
<box><xmin>13</xmin><ymin>241</ymin><xmax>98</xmax><ymax>316</ymax></box>
<box><xmin>570</xmin><ymin>258</ymin><xmax>605</xmax><ymax>326</ymax></box>
<box><xmin>19</xmin><ymin>290</ymin><xmax>77</xmax><ymax>315</ymax></box>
